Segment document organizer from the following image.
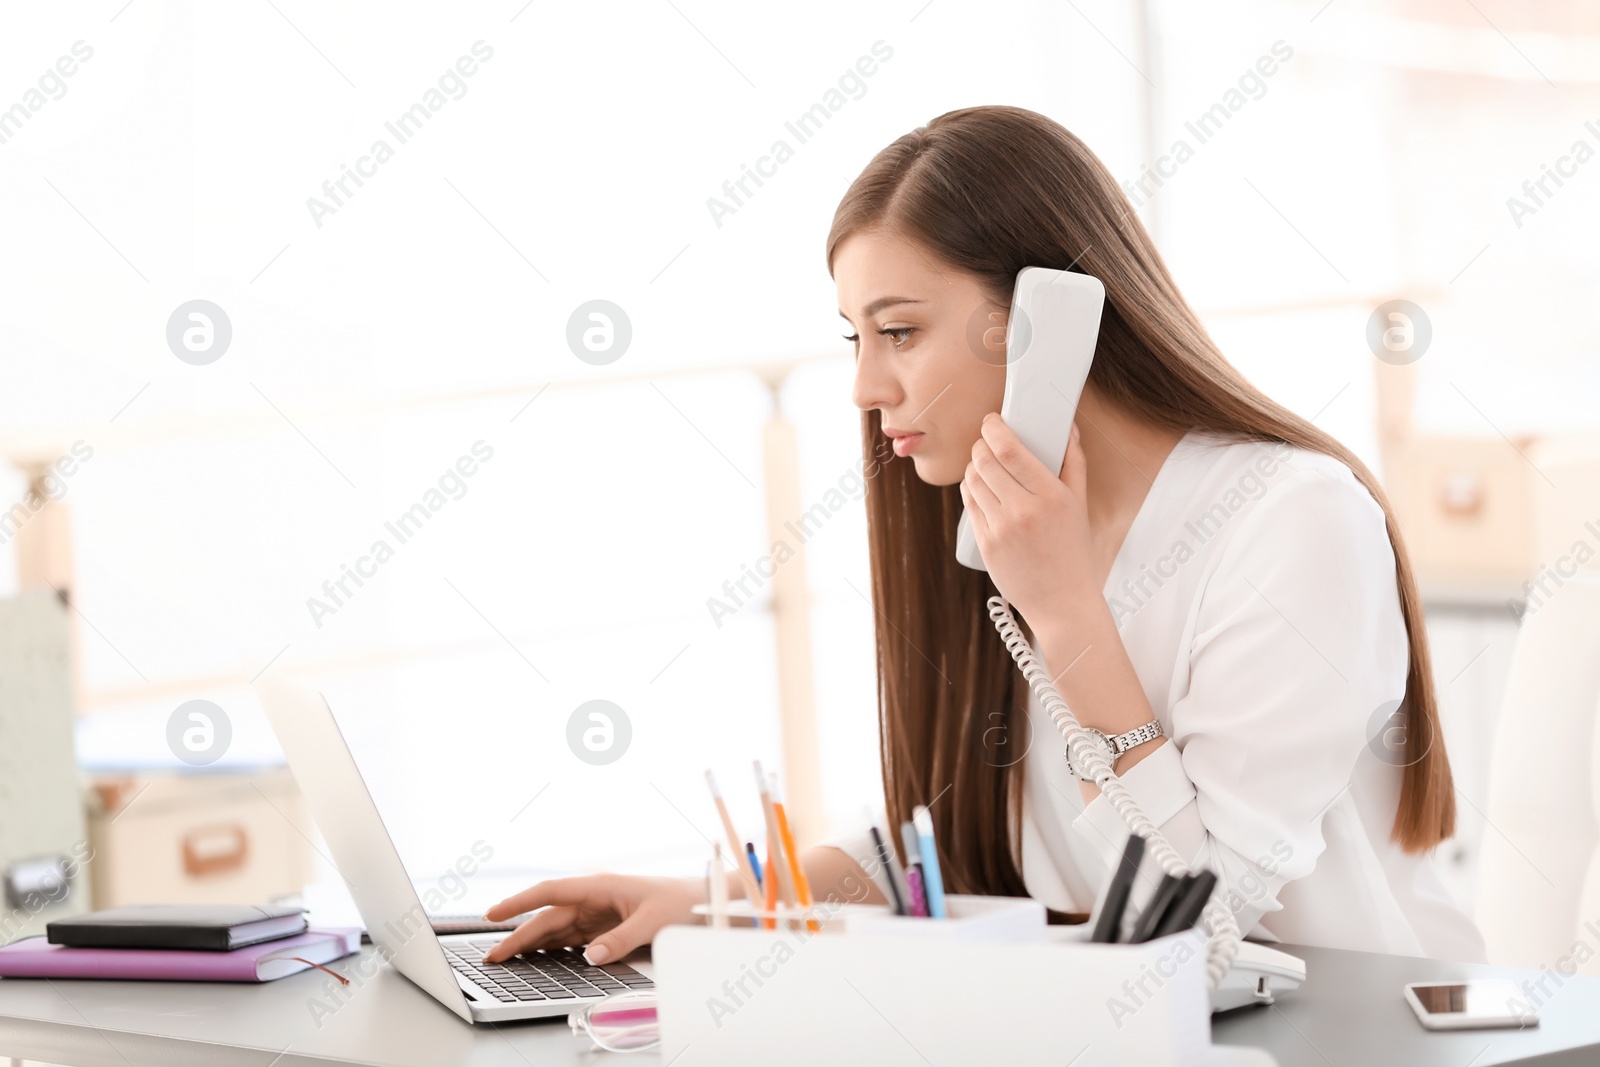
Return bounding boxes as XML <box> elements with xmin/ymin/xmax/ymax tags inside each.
<box><xmin>655</xmin><ymin>894</ymin><xmax>1214</xmax><ymax>1066</ymax></box>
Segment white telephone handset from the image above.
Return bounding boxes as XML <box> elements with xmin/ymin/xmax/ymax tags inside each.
<box><xmin>970</xmin><ymin>267</ymin><xmax>1270</xmax><ymax>1002</ymax></box>
<box><xmin>955</xmin><ymin>266</ymin><xmax>1105</xmax><ymax>571</ymax></box>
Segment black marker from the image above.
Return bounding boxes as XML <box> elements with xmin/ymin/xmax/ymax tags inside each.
<box><xmin>1128</xmin><ymin>873</ymin><xmax>1189</xmax><ymax>944</ymax></box>
<box><xmin>1091</xmin><ymin>833</ymin><xmax>1146</xmax><ymax>943</ymax></box>
<box><xmin>1153</xmin><ymin>869</ymin><xmax>1218</xmax><ymax>940</ymax></box>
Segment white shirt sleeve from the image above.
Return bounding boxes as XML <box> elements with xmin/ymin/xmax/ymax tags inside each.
<box><xmin>818</xmin><ymin>815</ymin><xmax>897</xmax><ymax>904</ymax></box>
<box><xmin>1070</xmin><ymin>465</ymin><xmax>1411</xmax><ymax>936</ymax></box>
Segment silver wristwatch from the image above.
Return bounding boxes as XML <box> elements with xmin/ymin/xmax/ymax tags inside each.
<box><xmin>1064</xmin><ymin>721</ymin><xmax>1164</xmax><ymax>780</ymax></box>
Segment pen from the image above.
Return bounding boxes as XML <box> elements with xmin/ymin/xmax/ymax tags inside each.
<box><xmin>912</xmin><ymin>806</ymin><xmax>946</xmax><ymax>919</ymax></box>
<box><xmin>745</xmin><ymin>842</ymin><xmax>762</xmax><ymax>891</ymax></box>
<box><xmin>1091</xmin><ymin>832</ymin><xmax>1146</xmax><ymax>944</ymax></box>
<box><xmin>769</xmin><ymin>773</ymin><xmax>820</xmax><ymax>933</ymax></box>
<box><xmin>900</xmin><ymin>821</ymin><xmax>928</xmax><ymax>918</ymax></box>
<box><xmin>706</xmin><ymin>770</ymin><xmax>765</xmax><ymax>918</ymax></box>
<box><xmin>867</xmin><ymin>821</ymin><xmax>907</xmax><ymax>916</ymax></box>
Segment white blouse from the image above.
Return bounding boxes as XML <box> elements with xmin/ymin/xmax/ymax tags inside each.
<box><xmin>828</xmin><ymin>431</ymin><xmax>1487</xmax><ymax>963</ymax></box>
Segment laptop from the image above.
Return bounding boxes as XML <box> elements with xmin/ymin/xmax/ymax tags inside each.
<box><xmin>255</xmin><ymin>672</ymin><xmax>655</xmax><ymax>1022</ymax></box>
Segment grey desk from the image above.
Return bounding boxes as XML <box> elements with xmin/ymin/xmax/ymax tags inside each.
<box><xmin>2</xmin><ymin>943</ymin><xmax>1598</xmax><ymax>1066</ymax></box>
<box><xmin>1212</xmin><ymin>944</ymin><xmax>1600</xmax><ymax>1066</ymax></box>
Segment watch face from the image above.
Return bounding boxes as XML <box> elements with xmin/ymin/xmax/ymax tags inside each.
<box><xmin>1066</xmin><ymin>728</ymin><xmax>1113</xmax><ymax>779</ymax></box>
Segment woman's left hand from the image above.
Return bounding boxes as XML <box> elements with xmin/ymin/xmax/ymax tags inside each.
<box><xmin>960</xmin><ymin>413</ymin><xmax>1099</xmax><ymax>629</ymax></box>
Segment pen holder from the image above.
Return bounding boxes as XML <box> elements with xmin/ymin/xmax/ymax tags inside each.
<box><xmin>656</xmin><ymin>897</ymin><xmax>1214</xmax><ymax>1065</ymax></box>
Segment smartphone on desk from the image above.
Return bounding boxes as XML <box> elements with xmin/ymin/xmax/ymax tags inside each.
<box><xmin>1404</xmin><ymin>979</ymin><xmax>1538</xmax><ymax>1030</ymax></box>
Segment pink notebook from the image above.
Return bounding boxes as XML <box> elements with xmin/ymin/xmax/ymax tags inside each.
<box><xmin>0</xmin><ymin>927</ymin><xmax>361</xmax><ymax>982</ymax></box>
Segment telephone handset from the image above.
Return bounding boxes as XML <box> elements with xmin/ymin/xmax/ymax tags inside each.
<box><xmin>970</xmin><ymin>266</ymin><xmax>1255</xmax><ymax>997</ymax></box>
<box><xmin>955</xmin><ymin>266</ymin><xmax>1105</xmax><ymax>571</ymax></box>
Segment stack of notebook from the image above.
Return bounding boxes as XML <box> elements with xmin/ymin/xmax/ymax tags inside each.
<box><xmin>0</xmin><ymin>904</ymin><xmax>360</xmax><ymax>983</ymax></box>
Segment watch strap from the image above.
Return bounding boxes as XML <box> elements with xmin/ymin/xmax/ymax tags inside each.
<box><xmin>1107</xmin><ymin>720</ymin><xmax>1164</xmax><ymax>755</ymax></box>
<box><xmin>1064</xmin><ymin>720</ymin><xmax>1164</xmax><ymax>780</ymax></box>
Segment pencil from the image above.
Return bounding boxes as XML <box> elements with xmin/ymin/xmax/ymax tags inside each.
<box><xmin>705</xmin><ymin>770</ymin><xmax>764</xmax><ymax>918</ymax></box>
<box><xmin>753</xmin><ymin>761</ymin><xmax>798</xmax><ymax>925</ymax></box>
<box><xmin>763</xmin><ymin>838</ymin><xmax>779</xmax><ymax>930</ymax></box>
<box><xmin>770</xmin><ymin>774</ymin><xmax>820</xmax><ymax>933</ymax></box>
<box><xmin>707</xmin><ymin>844</ymin><xmax>729</xmax><ymax>929</ymax></box>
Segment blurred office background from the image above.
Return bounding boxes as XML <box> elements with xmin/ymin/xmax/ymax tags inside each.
<box><xmin>2</xmin><ymin>0</ymin><xmax>1598</xmax><ymax>970</ymax></box>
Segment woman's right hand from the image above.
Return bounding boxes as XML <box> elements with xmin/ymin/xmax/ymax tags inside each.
<box><xmin>481</xmin><ymin>873</ymin><xmax>704</xmax><ymax>965</ymax></box>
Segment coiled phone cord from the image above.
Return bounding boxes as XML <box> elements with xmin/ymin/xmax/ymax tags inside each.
<box><xmin>987</xmin><ymin>595</ymin><xmax>1242</xmax><ymax>990</ymax></box>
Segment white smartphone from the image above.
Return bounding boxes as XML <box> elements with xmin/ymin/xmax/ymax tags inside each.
<box><xmin>1403</xmin><ymin>980</ymin><xmax>1538</xmax><ymax>1030</ymax></box>
<box><xmin>955</xmin><ymin>266</ymin><xmax>1105</xmax><ymax>571</ymax></box>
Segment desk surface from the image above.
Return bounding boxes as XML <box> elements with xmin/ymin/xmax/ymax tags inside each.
<box><xmin>1</xmin><ymin>942</ymin><xmax>1597</xmax><ymax>1066</ymax></box>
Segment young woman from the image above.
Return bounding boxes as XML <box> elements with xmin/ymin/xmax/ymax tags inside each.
<box><xmin>484</xmin><ymin>105</ymin><xmax>1486</xmax><ymax>967</ymax></box>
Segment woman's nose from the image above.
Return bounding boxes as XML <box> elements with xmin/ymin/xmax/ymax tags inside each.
<box><xmin>851</xmin><ymin>350</ymin><xmax>900</xmax><ymax>412</ymax></box>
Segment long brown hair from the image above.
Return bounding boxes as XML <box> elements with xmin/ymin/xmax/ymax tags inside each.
<box><xmin>826</xmin><ymin>106</ymin><xmax>1454</xmax><ymax>897</ymax></box>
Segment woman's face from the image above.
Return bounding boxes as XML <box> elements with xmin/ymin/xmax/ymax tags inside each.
<box><xmin>835</xmin><ymin>227</ymin><xmax>1007</xmax><ymax>486</ymax></box>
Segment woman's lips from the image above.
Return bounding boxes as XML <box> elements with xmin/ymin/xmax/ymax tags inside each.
<box><xmin>888</xmin><ymin>431</ymin><xmax>925</xmax><ymax>457</ymax></box>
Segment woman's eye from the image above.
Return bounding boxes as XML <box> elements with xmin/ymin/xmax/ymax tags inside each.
<box><xmin>840</xmin><ymin>327</ymin><xmax>913</xmax><ymax>347</ymax></box>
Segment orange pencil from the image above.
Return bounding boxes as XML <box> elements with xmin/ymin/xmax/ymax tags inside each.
<box><xmin>770</xmin><ymin>773</ymin><xmax>820</xmax><ymax>933</ymax></box>
<box><xmin>763</xmin><ymin>838</ymin><xmax>779</xmax><ymax>931</ymax></box>
<box><xmin>753</xmin><ymin>761</ymin><xmax>797</xmax><ymax>926</ymax></box>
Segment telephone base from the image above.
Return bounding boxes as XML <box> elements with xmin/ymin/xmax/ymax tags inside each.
<box><xmin>1210</xmin><ymin>941</ymin><xmax>1306</xmax><ymax>1013</ymax></box>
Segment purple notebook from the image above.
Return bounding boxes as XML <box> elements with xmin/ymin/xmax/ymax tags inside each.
<box><xmin>0</xmin><ymin>927</ymin><xmax>361</xmax><ymax>982</ymax></box>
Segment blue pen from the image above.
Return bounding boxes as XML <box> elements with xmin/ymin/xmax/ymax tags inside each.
<box><xmin>745</xmin><ymin>841</ymin><xmax>763</xmax><ymax>890</ymax></box>
<box><xmin>912</xmin><ymin>805</ymin><xmax>947</xmax><ymax>919</ymax></box>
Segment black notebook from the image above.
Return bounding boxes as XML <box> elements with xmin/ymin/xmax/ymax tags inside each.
<box><xmin>47</xmin><ymin>905</ymin><xmax>309</xmax><ymax>951</ymax></box>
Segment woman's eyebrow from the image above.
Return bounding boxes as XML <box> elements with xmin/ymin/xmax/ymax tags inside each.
<box><xmin>838</xmin><ymin>296</ymin><xmax>926</xmax><ymax>321</ymax></box>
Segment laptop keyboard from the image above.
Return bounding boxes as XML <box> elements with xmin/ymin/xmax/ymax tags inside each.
<box><xmin>445</xmin><ymin>939</ymin><xmax>654</xmax><ymax>1004</ymax></box>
